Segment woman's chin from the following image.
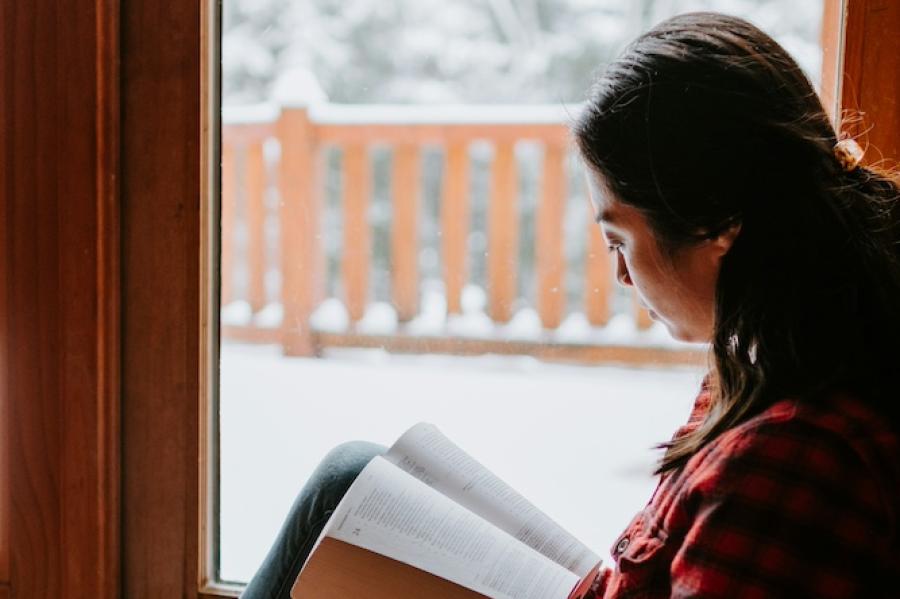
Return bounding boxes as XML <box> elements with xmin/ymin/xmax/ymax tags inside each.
<box><xmin>662</xmin><ymin>321</ymin><xmax>707</xmax><ymax>344</ymax></box>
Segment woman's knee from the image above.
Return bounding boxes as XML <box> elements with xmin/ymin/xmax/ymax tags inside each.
<box><xmin>311</xmin><ymin>440</ymin><xmax>386</xmax><ymax>497</ymax></box>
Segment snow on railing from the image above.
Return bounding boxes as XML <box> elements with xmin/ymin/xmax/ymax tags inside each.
<box><xmin>219</xmin><ymin>101</ymin><xmax>696</xmax><ymax>361</ymax></box>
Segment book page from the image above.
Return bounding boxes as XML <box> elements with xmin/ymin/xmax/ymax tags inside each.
<box><xmin>308</xmin><ymin>456</ymin><xmax>579</xmax><ymax>599</ymax></box>
<box><xmin>384</xmin><ymin>422</ymin><xmax>600</xmax><ymax>576</ymax></box>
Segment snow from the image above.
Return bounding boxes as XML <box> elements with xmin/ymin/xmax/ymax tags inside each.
<box><xmin>461</xmin><ymin>283</ymin><xmax>488</xmax><ymax>314</ymax></box>
<box><xmin>404</xmin><ymin>287</ymin><xmax>447</xmax><ymax>336</ymax></box>
<box><xmin>226</xmin><ymin>291</ymin><xmax>699</xmax><ymax>350</ymax></box>
<box><xmin>445</xmin><ymin>311</ymin><xmax>495</xmax><ymax>338</ymax></box>
<box><xmin>219</xmin><ymin>343</ymin><xmax>707</xmax><ymax>583</ymax></box>
<box><xmin>309</xmin><ymin>297</ymin><xmax>349</xmax><ymax>333</ymax></box>
<box><xmin>221</xmin><ymin>100</ymin><xmax>584</xmax><ymax>130</ymax></box>
<box><xmin>272</xmin><ymin>66</ymin><xmax>329</xmax><ymax>107</ymax></box>
<box><xmin>355</xmin><ymin>301</ymin><xmax>399</xmax><ymax>335</ymax></box>
<box><xmin>309</xmin><ymin>103</ymin><xmax>583</xmax><ymax>125</ymax></box>
<box><xmin>555</xmin><ymin>311</ymin><xmax>592</xmax><ymax>343</ymax></box>
<box><xmin>499</xmin><ymin>307</ymin><xmax>544</xmax><ymax>341</ymax></box>
<box><xmin>252</xmin><ymin>302</ymin><xmax>283</xmax><ymax>329</ymax></box>
<box><xmin>222</xmin><ymin>102</ymin><xmax>280</xmax><ymax>125</ymax></box>
<box><xmin>221</xmin><ymin>300</ymin><xmax>253</xmax><ymax>326</ymax></box>
<box><xmin>600</xmin><ymin>313</ymin><xmax>638</xmax><ymax>344</ymax></box>
<box><xmin>222</xmin><ymin>101</ymin><xmax>583</xmax><ymax>127</ymax></box>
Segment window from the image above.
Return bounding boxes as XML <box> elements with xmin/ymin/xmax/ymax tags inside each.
<box><xmin>216</xmin><ymin>0</ymin><xmax>827</xmax><ymax>587</ymax></box>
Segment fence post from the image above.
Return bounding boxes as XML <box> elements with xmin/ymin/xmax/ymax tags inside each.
<box><xmin>633</xmin><ymin>291</ymin><xmax>653</xmax><ymax>330</ymax></box>
<box><xmin>342</xmin><ymin>144</ymin><xmax>371</xmax><ymax>324</ymax></box>
<box><xmin>585</xmin><ymin>204</ymin><xmax>612</xmax><ymax>326</ymax></box>
<box><xmin>391</xmin><ymin>144</ymin><xmax>420</xmax><ymax>322</ymax></box>
<box><xmin>441</xmin><ymin>142</ymin><xmax>470</xmax><ymax>315</ymax></box>
<box><xmin>246</xmin><ymin>140</ymin><xmax>267</xmax><ymax>313</ymax></box>
<box><xmin>537</xmin><ymin>142</ymin><xmax>566</xmax><ymax>329</ymax></box>
<box><xmin>278</xmin><ymin>107</ymin><xmax>321</xmax><ymax>356</ymax></box>
<box><xmin>488</xmin><ymin>141</ymin><xmax>518</xmax><ymax>323</ymax></box>
<box><xmin>220</xmin><ymin>138</ymin><xmax>238</xmax><ymax>307</ymax></box>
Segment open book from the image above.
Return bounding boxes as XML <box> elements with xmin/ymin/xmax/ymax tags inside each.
<box><xmin>291</xmin><ymin>423</ymin><xmax>601</xmax><ymax>599</ymax></box>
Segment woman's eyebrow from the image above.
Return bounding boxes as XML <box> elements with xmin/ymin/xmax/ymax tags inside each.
<box><xmin>595</xmin><ymin>209</ymin><xmax>616</xmax><ymax>224</ymax></box>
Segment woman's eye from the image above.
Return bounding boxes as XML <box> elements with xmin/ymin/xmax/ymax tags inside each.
<box><xmin>607</xmin><ymin>244</ymin><xmax>623</xmax><ymax>254</ymax></box>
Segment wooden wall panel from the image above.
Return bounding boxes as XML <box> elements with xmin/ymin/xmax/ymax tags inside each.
<box><xmin>121</xmin><ymin>0</ymin><xmax>203</xmax><ymax>597</ymax></box>
<box><xmin>0</xmin><ymin>0</ymin><xmax>120</xmax><ymax>598</ymax></box>
<box><xmin>840</xmin><ymin>0</ymin><xmax>900</xmax><ymax>163</ymax></box>
<box><xmin>0</xmin><ymin>0</ymin><xmax>9</xmax><ymax>584</ymax></box>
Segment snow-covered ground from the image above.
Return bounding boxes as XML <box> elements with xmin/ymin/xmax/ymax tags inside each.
<box><xmin>219</xmin><ymin>343</ymin><xmax>707</xmax><ymax>583</ymax></box>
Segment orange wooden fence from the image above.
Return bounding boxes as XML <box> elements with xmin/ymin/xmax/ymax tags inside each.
<box><xmin>220</xmin><ymin>104</ymin><xmax>700</xmax><ymax>365</ymax></box>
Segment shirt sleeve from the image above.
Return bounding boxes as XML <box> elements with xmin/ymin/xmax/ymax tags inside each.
<box><xmin>669</xmin><ymin>420</ymin><xmax>891</xmax><ymax>598</ymax></box>
<box><xmin>568</xmin><ymin>562</ymin><xmax>612</xmax><ymax>599</ymax></box>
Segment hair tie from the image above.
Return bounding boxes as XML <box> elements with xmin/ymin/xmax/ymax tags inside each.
<box><xmin>834</xmin><ymin>138</ymin><xmax>864</xmax><ymax>172</ymax></box>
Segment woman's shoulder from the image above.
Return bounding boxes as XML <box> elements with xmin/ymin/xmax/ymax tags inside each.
<box><xmin>685</xmin><ymin>389</ymin><xmax>900</xmax><ymax>531</ymax></box>
<box><xmin>724</xmin><ymin>389</ymin><xmax>899</xmax><ymax>476</ymax></box>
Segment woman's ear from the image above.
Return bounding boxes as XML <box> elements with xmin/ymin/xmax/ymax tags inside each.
<box><xmin>711</xmin><ymin>222</ymin><xmax>742</xmax><ymax>257</ymax></box>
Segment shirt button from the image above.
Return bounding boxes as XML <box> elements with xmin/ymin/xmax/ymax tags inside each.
<box><xmin>615</xmin><ymin>537</ymin><xmax>630</xmax><ymax>555</ymax></box>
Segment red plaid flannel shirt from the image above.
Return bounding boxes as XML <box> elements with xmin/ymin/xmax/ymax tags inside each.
<box><xmin>571</xmin><ymin>378</ymin><xmax>900</xmax><ymax>598</ymax></box>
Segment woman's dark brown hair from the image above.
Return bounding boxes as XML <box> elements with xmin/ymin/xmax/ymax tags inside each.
<box><xmin>574</xmin><ymin>12</ymin><xmax>900</xmax><ymax>474</ymax></box>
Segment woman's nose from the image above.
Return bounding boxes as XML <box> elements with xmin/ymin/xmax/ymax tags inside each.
<box><xmin>616</xmin><ymin>253</ymin><xmax>632</xmax><ymax>286</ymax></box>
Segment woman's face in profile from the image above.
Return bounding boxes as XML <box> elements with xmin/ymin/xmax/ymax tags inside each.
<box><xmin>585</xmin><ymin>169</ymin><xmax>736</xmax><ymax>344</ymax></box>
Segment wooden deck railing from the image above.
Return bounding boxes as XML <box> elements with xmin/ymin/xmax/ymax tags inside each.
<box><xmin>220</xmin><ymin>103</ymin><xmax>702</xmax><ymax>366</ymax></box>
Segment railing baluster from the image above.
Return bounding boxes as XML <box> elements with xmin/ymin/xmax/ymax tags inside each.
<box><xmin>391</xmin><ymin>144</ymin><xmax>420</xmax><ymax>322</ymax></box>
<box><xmin>278</xmin><ymin>107</ymin><xmax>321</xmax><ymax>355</ymax></box>
<box><xmin>585</xmin><ymin>208</ymin><xmax>612</xmax><ymax>326</ymax></box>
<box><xmin>441</xmin><ymin>142</ymin><xmax>469</xmax><ymax>315</ymax></box>
<box><xmin>246</xmin><ymin>140</ymin><xmax>267</xmax><ymax>313</ymax></box>
<box><xmin>488</xmin><ymin>141</ymin><xmax>518</xmax><ymax>323</ymax></box>
<box><xmin>342</xmin><ymin>144</ymin><xmax>370</xmax><ymax>323</ymax></box>
<box><xmin>221</xmin><ymin>138</ymin><xmax>238</xmax><ymax>307</ymax></box>
<box><xmin>537</xmin><ymin>143</ymin><xmax>566</xmax><ymax>330</ymax></box>
<box><xmin>633</xmin><ymin>291</ymin><xmax>653</xmax><ymax>330</ymax></box>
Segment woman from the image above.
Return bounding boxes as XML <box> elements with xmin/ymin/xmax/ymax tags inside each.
<box><xmin>242</xmin><ymin>12</ymin><xmax>900</xmax><ymax>598</ymax></box>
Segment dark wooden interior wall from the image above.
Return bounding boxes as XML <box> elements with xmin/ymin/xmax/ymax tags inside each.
<box><xmin>0</xmin><ymin>0</ymin><xmax>120</xmax><ymax>598</ymax></box>
<box><xmin>842</xmin><ymin>0</ymin><xmax>900</xmax><ymax>164</ymax></box>
<box><xmin>120</xmin><ymin>0</ymin><xmax>203</xmax><ymax>595</ymax></box>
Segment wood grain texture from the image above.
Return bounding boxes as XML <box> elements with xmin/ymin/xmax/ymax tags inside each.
<box><xmin>342</xmin><ymin>144</ymin><xmax>371</xmax><ymax>322</ymax></box>
<box><xmin>441</xmin><ymin>143</ymin><xmax>470</xmax><ymax>315</ymax></box>
<box><xmin>840</xmin><ymin>0</ymin><xmax>900</xmax><ymax>164</ymax></box>
<box><xmin>537</xmin><ymin>143</ymin><xmax>566</xmax><ymax>329</ymax></box>
<box><xmin>199</xmin><ymin>0</ymin><xmax>219</xmax><ymax>587</ymax></box>
<box><xmin>120</xmin><ymin>0</ymin><xmax>201</xmax><ymax>596</ymax></box>
<box><xmin>1</xmin><ymin>0</ymin><xmax>121</xmax><ymax>597</ymax></box>
<box><xmin>198</xmin><ymin>583</ymin><xmax>243</xmax><ymax>599</ymax></box>
<box><xmin>0</xmin><ymin>0</ymin><xmax>9</xmax><ymax>583</ymax></box>
<box><xmin>246</xmin><ymin>141</ymin><xmax>268</xmax><ymax>312</ymax></box>
<box><xmin>314</xmin><ymin>332</ymin><xmax>706</xmax><ymax>368</ymax></box>
<box><xmin>584</xmin><ymin>213</ymin><xmax>612</xmax><ymax>327</ymax></box>
<box><xmin>278</xmin><ymin>108</ymin><xmax>321</xmax><ymax>356</ymax></box>
<box><xmin>488</xmin><ymin>142</ymin><xmax>519</xmax><ymax>323</ymax></box>
<box><xmin>220</xmin><ymin>141</ymin><xmax>238</xmax><ymax>306</ymax></box>
<box><xmin>391</xmin><ymin>145</ymin><xmax>421</xmax><ymax>321</ymax></box>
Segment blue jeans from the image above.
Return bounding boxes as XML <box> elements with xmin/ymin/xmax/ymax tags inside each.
<box><xmin>240</xmin><ymin>441</ymin><xmax>387</xmax><ymax>599</ymax></box>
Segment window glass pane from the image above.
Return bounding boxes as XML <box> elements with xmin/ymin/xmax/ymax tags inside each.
<box><xmin>218</xmin><ymin>0</ymin><xmax>824</xmax><ymax>584</ymax></box>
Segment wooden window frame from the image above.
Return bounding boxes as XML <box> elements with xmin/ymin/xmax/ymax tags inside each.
<box><xmin>0</xmin><ymin>1</ymin><xmax>896</xmax><ymax>597</ymax></box>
